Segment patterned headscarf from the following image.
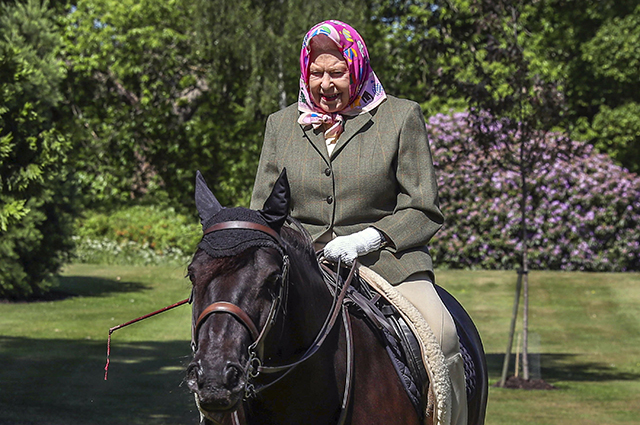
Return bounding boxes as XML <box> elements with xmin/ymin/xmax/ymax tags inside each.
<box><xmin>297</xmin><ymin>20</ymin><xmax>387</xmax><ymax>139</ymax></box>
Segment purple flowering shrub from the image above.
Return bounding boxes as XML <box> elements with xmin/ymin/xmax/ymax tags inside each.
<box><xmin>428</xmin><ymin>112</ymin><xmax>640</xmax><ymax>271</ymax></box>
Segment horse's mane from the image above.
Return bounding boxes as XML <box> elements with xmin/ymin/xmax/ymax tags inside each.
<box><xmin>281</xmin><ymin>216</ymin><xmax>315</xmax><ymax>257</ymax></box>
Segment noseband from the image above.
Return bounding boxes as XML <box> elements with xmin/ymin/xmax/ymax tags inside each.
<box><xmin>192</xmin><ymin>220</ymin><xmax>355</xmax><ymax>401</ymax></box>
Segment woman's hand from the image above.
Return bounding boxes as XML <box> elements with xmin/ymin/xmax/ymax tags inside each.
<box><xmin>324</xmin><ymin>227</ymin><xmax>383</xmax><ymax>265</ymax></box>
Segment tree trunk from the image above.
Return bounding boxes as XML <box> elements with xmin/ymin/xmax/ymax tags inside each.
<box><xmin>498</xmin><ymin>270</ymin><xmax>523</xmax><ymax>387</ymax></box>
<box><xmin>278</xmin><ymin>56</ymin><xmax>287</xmax><ymax>110</ymax></box>
<box><xmin>520</xmin><ymin>131</ymin><xmax>530</xmax><ymax>381</ymax></box>
<box><xmin>522</xmin><ymin>250</ymin><xmax>530</xmax><ymax>380</ymax></box>
<box><xmin>277</xmin><ymin>0</ymin><xmax>287</xmax><ymax>110</ymax></box>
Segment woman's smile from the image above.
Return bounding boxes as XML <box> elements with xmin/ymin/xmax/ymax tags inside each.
<box><xmin>321</xmin><ymin>93</ymin><xmax>341</xmax><ymax>101</ymax></box>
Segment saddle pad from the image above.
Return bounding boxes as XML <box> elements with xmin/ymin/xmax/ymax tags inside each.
<box><xmin>320</xmin><ymin>263</ymin><xmax>425</xmax><ymax>419</ymax></box>
<box><xmin>357</xmin><ymin>265</ymin><xmax>452</xmax><ymax>425</ymax></box>
<box><xmin>346</xmin><ymin>277</ymin><xmax>426</xmax><ymax>420</ymax></box>
<box><xmin>358</xmin><ymin>274</ymin><xmax>477</xmax><ymax>402</ymax></box>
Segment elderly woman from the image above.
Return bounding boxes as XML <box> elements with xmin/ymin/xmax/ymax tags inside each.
<box><xmin>250</xmin><ymin>20</ymin><xmax>466</xmax><ymax>424</ymax></box>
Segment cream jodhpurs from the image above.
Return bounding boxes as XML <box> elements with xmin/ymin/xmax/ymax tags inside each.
<box><xmin>397</xmin><ymin>273</ymin><xmax>468</xmax><ymax>425</ymax></box>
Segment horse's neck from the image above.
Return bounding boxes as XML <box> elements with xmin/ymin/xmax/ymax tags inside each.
<box><xmin>265</xmin><ymin>250</ymin><xmax>332</xmax><ymax>360</ymax></box>
<box><xmin>248</xmin><ymin>251</ymin><xmax>344</xmax><ymax>425</ymax></box>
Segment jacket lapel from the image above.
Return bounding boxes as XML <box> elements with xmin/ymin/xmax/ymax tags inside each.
<box><xmin>331</xmin><ymin>111</ymin><xmax>373</xmax><ymax>159</ymax></box>
<box><xmin>300</xmin><ymin>110</ymin><xmax>373</xmax><ymax>163</ymax></box>
<box><xmin>301</xmin><ymin>124</ymin><xmax>331</xmax><ymax>164</ymax></box>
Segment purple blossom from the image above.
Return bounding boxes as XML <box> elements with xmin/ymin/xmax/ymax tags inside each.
<box><xmin>427</xmin><ymin>112</ymin><xmax>640</xmax><ymax>272</ymax></box>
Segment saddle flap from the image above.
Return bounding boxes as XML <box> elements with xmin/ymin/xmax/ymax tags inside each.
<box><xmin>321</xmin><ymin>263</ymin><xmax>427</xmax><ymax>421</ymax></box>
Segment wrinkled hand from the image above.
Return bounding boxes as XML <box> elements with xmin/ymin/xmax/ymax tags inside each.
<box><xmin>324</xmin><ymin>227</ymin><xmax>383</xmax><ymax>265</ymax></box>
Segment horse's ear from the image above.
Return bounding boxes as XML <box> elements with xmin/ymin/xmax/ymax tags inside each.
<box><xmin>259</xmin><ymin>168</ymin><xmax>290</xmax><ymax>232</ymax></box>
<box><xmin>195</xmin><ymin>170</ymin><xmax>223</xmax><ymax>229</ymax></box>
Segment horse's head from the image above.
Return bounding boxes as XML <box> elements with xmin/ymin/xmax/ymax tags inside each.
<box><xmin>185</xmin><ymin>170</ymin><xmax>291</xmax><ymax>418</ymax></box>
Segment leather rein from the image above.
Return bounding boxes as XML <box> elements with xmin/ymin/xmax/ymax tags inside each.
<box><xmin>194</xmin><ymin>221</ymin><xmax>356</xmax><ymax>424</ymax></box>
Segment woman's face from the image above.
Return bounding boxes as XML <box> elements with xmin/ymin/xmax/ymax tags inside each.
<box><xmin>308</xmin><ymin>46</ymin><xmax>350</xmax><ymax>113</ymax></box>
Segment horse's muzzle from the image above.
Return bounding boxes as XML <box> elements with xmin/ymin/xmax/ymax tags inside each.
<box><xmin>186</xmin><ymin>360</ymin><xmax>245</xmax><ymax>412</ymax></box>
<box><xmin>193</xmin><ymin>393</ymin><xmax>239</xmax><ymax>425</ymax></box>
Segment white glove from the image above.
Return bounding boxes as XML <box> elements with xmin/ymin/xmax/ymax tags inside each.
<box><xmin>324</xmin><ymin>227</ymin><xmax>383</xmax><ymax>265</ymax></box>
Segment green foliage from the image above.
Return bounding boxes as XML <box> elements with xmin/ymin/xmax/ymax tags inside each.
<box><xmin>61</xmin><ymin>0</ymin><xmax>373</xmax><ymax>211</ymax></box>
<box><xmin>583</xmin><ymin>7</ymin><xmax>640</xmax><ymax>85</ymax></box>
<box><xmin>527</xmin><ymin>0</ymin><xmax>640</xmax><ymax>173</ymax></box>
<box><xmin>590</xmin><ymin>102</ymin><xmax>640</xmax><ymax>167</ymax></box>
<box><xmin>73</xmin><ymin>205</ymin><xmax>200</xmax><ymax>265</ymax></box>
<box><xmin>0</xmin><ymin>0</ymin><xmax>77</xmax><ymax>299</ymax></box>
<box><xmin>373</xmin><ymin>0</ymin><xmax>640</xmax><ymax>172</ymax></box>
<box><xmin>370</xmin><ymin>0</ymin><xmax>476</xmax><ymax>115</ymax></box>
<box><xmin>60</xmin><ymin>0</ymin><xmax>196</xmax><ymax>208</ymax></box>
<box><xmin>580</xmin><ymin>7</ymin><xmax>640</xmax><ymax>170</ymax></box>
<box><xmin>3</xmin><ymin>0</ymin><xmax>637</xmax><ymax>282</ymax></box>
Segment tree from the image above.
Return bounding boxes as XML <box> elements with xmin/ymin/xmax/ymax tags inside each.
<box><xmin>527</xmin><ymin>0</ymin><xmax>640</xmax><ymax>173</ymax></box>
<box><xmin>60</xmin><ymin>0</ymin><xmax>200</xmax><ymax>209</ymax></box>
<box><xmin>442</xmin><ymin>0</ymin><xmax>574</xmax><ymax>384</ymax></box>
<box><xmin>61</xmin><ymin>0</ymin><xmax>374</xmax><ymax>212</ymax></box>
<box><xmin>372</xmin><ymin>0</ymin><xmax>640</xmax><ymax>175</ymax></box>
<box><xmin>0</xmin><ymin>0</ymin><xmax>76</xmax><ymax>299</ymax></box>
<box><xmin>369</xmin><ymin>0</ymin><xmax>477</xmax><ymax>115</ymax></box>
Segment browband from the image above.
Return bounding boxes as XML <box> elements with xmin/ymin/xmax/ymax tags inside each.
<box><xmin>203</xmin><ymin>221</ymin><xmax>285</xmax><ymax>248</ymax></box>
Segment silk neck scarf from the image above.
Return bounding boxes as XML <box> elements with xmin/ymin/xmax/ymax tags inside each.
<box><xmin>297</xmin><ymin>20</ymin><xmax>387</xmax><ymax>140</ymax></box>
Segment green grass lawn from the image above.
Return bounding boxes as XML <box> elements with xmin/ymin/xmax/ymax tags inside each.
<box><xmin>438</xmin><ymin>270</ymin><xmax>640</xmax><ymax>425</ymax></box>
<box><xmin>1</xmin><ymin>264</ymin><xmax>639</xmax><ymax>424</ymax></box>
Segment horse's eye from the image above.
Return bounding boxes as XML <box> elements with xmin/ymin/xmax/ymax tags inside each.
<box><xmin>265</xmin><ymin>273</ymin><xmax>282</xmax><ymax>287</ymax></box>
<box><xmin>186</xmin><ymin>271</ymin><xmax>195</xmax><ymax>283</ymax></box>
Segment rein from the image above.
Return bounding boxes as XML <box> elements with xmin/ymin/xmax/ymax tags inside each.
<box><xmin>104</xmin><ymin>297</ymin><xmax>190</xmax><ymax>380</ymax></box>
<box><xmin>245</xmin><ymin>255</ymin><xmax>356</xmax><ymax>396</ymax></box>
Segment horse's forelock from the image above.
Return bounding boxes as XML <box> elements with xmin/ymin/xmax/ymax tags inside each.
<box><xmin>190</xmin><ymin>247</ymin><xmax>260</xmax><ymax>289</ymax></box>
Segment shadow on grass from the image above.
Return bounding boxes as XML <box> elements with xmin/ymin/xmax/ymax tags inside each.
<box><xmin>0</xmin><ymin>335</ymin><xmax>198</xmax><ymax>425</ymax></box>
<box><xmin>5</xmin><ymin>339</ymin><xmax>638</xmax><ymax>425</ymax></box>
<box><xmin>55</xmin><ymin>275</ymin><xmax>152</xmax><ymax>299</ymax></box>
<box><xmin>486</xmin><ymin>352</ymin><xmax>640</xmax><ymax>383</ymax></box>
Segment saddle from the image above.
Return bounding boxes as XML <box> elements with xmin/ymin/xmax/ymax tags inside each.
<box><xmin>320</xmin><ymin>264</ymin><xmax>427</xmax><ymax>418</ymax></box>
<box><xmin>321</xmin><ymin>262</ymin><xmax>484</xmax><ymax>425</ymax></box>
<box><xmin>348</xmin><ymin>273</ymin><xmax>429</xmax><ymax>419</ymax></box>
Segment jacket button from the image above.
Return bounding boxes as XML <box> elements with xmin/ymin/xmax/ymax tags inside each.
<box><xmin>324</xmin><ymin>167</ymin><xmax>331</xmax><ymax>176</ymax></box>
<box><xmin>326</xmin><ymin>195</ymin><xmax>333</xmax><ymax>204</ymax></box>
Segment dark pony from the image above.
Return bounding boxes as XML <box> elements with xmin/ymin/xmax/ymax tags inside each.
<box><xmin>186</xmin><ymin>170</ymin><xmax>487</xmax><ymax>425</ymax></box>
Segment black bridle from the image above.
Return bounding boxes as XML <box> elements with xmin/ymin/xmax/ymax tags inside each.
<box><xmin>192</xmin><ymin>220</ymin><xmax>355</xmax><ymax>423</ymax></box>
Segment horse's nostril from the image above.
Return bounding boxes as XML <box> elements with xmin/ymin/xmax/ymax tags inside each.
<box><xmin>186</xmin><ymin>363</ymin><xmax>201</xmax><ymax>390</ymax></box>
<box><xmin>223</xmin><ymin>363</ymin><xmax>243</xmax><ymax>390</ymax></box>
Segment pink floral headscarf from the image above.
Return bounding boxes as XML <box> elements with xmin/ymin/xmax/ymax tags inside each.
<box><xmin>297</xmin><ymin>20</ymin><xmax>387</xmax><ymax>139</ymax></box>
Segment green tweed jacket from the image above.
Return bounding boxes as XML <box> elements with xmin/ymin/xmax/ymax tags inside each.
<box><xmin>250</xmin><ymin>95</ymin><xmax>444</xmax><ymax>285</ymax></box>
